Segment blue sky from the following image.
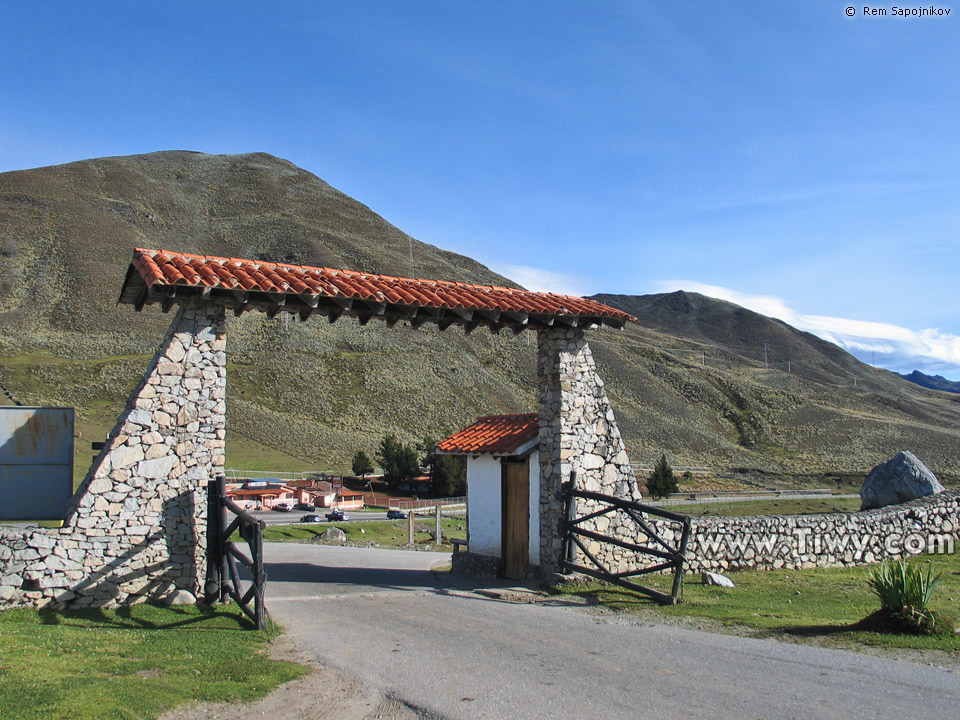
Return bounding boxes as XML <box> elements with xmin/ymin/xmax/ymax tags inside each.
<box><xmin>1</xmin><ymin>1</ymin><xmax>958</xmax><ymax>378</ymax></box>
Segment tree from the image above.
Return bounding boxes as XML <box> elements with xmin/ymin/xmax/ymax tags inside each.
<box><xmin>646</xmin><ymin>454</ymin><xmax>678</xmax><ymax>499</ymax></box>
<box><xmin>377</xmin><ymin>434</ymin><xmax>420</xmax><ymax>489</ymax></box>
<box><xmin>420</xmin><ymin>435</ymin><xmax>466</xmax><ymax>497</ymax></box>
<box><xmin>351</xmin><ymin>450</ymin><xmax>374</xmax><ymax>480</ymax></box>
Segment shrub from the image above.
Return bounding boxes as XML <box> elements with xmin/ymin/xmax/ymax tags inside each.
<box><xmin>866</xmin><ymin>559</ymin><xmax>943</xmax><ymax>634</ymax></box>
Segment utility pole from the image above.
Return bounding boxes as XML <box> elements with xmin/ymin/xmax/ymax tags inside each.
<box><xmin>764</xmin><ymin>342</ymin><xmax>768</xmax><ymax>368</ymax></box>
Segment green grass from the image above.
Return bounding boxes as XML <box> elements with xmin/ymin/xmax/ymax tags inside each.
<box><xmin>550</xmin><ymin>552</ymin><xmax>960</xmax><ymax>653</ymax></box>
<box><xmin>656</xmin><ymin>495</ymin><xmax>862</xmax><ymax>517</ymax></box>
<box><xmin>0</xmin><ymin>603</ymin><xmax>307</xmax><ymax>720</ymax></box>
<box><xmin>223</xmin><ymin>430</ymin><xmax>322</xmax><ymax>475</ymax></box>
<box><xmin>262</xmin><ymin>517</ymin><xmax>466</xmax><ymax>548</ymax></box>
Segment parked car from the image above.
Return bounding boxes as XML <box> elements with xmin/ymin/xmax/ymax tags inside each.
<box><xmin>325</xmin><ymin>510</ymin><xmax>350</xmax><ymax>521</ymax></box>
<box><xmin>299</xmin><ymin>514</ymin><xmax>323</xmax><ymax>523</ymax></box>
<box><xmin>293</xmin><ymin>502</ymin><xmax>315</xmax><ymax>511</ymax></box>
<box><xmin>272</xmin><ymin>504</ymin><xmax>292</xmax><ymax>512</ymax></box>
<box><xmin>386</xmin><ymin>509</ymin><xmax>407</xmax><ymax>519</ymax></box>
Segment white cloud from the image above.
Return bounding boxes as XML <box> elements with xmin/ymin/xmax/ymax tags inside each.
<box><xmin>493</xmin><ymin>264</ymin><xmax>592</xmax><ymax>296</ymax></box>
<box><xmin>657</xmin><ymin>281</ymin><xmax>960</xmax><ymax>380</ymax></box>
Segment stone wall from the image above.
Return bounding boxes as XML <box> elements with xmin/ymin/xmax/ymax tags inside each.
<box><xmin>585</xmin><ymin>491</ymin><xmax>960</xmax><ymax>576</ymax></box>
<box><xmin>0</xmin><ymin>300</ymin><xmax>226</xmax><ymax>609</ymax></box>
<box><xmin>452</xmin><ymin>550</ymin><xmax>501</xmax><ymax>580</ymax></box>
<box><xmin>536</xmin><ymin>328</ymin><xmax>637</xmax><ymax>574</ymax></box>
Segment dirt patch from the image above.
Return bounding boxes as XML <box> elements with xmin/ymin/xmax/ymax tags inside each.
<box><xmin>158</xmin><ymin>634</ymin><xmax>422</xmax><ymax>720</ymax></box>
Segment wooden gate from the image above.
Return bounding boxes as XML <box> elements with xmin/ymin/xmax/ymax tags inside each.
<box><xmin>205</xmin><ymin>476</ymin><xmax>267</xmax><ymax>629</ymax></box>
<box><xmin>561</xmin><ymin>478</ymin><xmax>691</xmax><ymax>605</ymax></box>
<box><xmin>501</xmin><ymin>459</ymin><xmax>530</xmax><ymax>580</ymax></box>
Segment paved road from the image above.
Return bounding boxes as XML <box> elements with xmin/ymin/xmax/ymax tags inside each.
<box><xmin>250</xmin><ymin>510</ymin><xmax>465</xmax><ymax>526</ymax></box>
<box><xmin>263</xmin><ymin>543</ymin><xmax>960</xmax><ymax>720</ymax></box>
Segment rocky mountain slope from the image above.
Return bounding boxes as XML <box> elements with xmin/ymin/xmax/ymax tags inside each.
<box><xmin>899</xmin><ymin>370</ymin><xmax>960</xmax><ymax>394</ymax></box>
<box><xmin>1</xmin><ymin>151</ymin><xmax>958</xmax><ymax>483</ymax></box>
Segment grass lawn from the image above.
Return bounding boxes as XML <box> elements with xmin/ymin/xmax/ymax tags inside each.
<box><xmin>0</xmin><ymin>603</ymin><xmax>306</xmax><ymax>720</ymax></box>
<box><xmin>550</xmin><ymin>552</ymin><xmax>960</xmax><ymax>654</ymax></box>
<box><xmin>655</xmin><ymin>495</ymin><xmax>862</xmax><ymax>517</ymax></box>
<box><xmin>261</xmin><ymin>517</ymin><xmax>466</xmax><ymax>548</ymax></box>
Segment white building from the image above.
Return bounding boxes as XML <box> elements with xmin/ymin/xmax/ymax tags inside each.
<box><xmin>437</xmin><ymin>413</ymin><xmax>540</xmax><ymax>579</ymax></box>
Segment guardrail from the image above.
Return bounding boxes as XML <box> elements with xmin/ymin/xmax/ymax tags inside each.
<box><xmin>391</xmin><ymin>496</ymin><xmax>466</xmax><ymax>512</ymax></box>
<box><xmin>224</xmin><ymin>468</ymin><xmax>332</xmax><ymax>482</ymax></box>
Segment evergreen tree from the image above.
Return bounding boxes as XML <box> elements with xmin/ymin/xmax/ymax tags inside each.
<box><xmin>646</xmin><ymin>453</ymin><xmax>678</xmax><ymax>499</ymax></box>
<box><xmin>420</xmin><ymin>435</ymin><xmax>466</xmax><ymax>496</ymax></box>
<box><xmin>377</xmin><ymin>434</ymin><xmax>420</xmax><ymax>489</ymax></box>
<box><xmin>351</xmin><ymin>449</ymin><xmax>374</xmax><ymax>480</ymax></box>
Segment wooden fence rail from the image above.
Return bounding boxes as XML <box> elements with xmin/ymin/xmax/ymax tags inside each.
<box><xmin>205</xmin><ymin>475</ymin><xmax>267</xmax><ymax>629</ymax></box>
<box><xmin>562</xmin><ymin>478</ymin><xmax>691</xmax><ymax>605</ymax></box>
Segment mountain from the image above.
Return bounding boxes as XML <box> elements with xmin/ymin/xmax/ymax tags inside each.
<box><xmin>898</xmin><ymin>370</ymin><xmax>960</xmax><ymax>394</ymax></box>
<box><xmin>1</xmin><ymin>151</ymin><xmax>958</xmax><ymax>485</ymax></box>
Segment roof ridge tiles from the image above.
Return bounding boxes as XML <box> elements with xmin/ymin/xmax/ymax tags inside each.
<box><xmin>125</xmin><ymin>248</ymin><xmax>638</xmax><ymax>326</ymax></box>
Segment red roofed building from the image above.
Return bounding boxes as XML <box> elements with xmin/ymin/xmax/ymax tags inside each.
<box><xmin>437</xmin><ymin>413</ymin><xmax>541</xmax><ymax>579</ymax></box>
<box><xmin>225</xmin><ymin>481</ymin><xmax>298</xmax><ymax>511</ymax></box>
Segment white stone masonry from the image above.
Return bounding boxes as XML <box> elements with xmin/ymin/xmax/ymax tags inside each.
<box><xmin>537</xmin><ymin>328</ymin><xmax>638</xmax><ymax>574</ymax></box>
<box><xmin>0</xmin><ymin>300</ymin><xmax>226</xmax><ymax>609</ymax></box>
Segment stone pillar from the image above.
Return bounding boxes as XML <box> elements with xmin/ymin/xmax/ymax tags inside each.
<box><xmin>63</xmin><ymin>299</ymin><xmax>227</xmax><ymax>604</ymax></box>
<box><xmin>537</xmin><ymin>327</ymin><xmax>637</xmax><ymax>574</ymax></box>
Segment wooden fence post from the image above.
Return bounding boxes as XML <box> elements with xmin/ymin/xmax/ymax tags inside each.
<box><xmin>435</xmin><ymin>505</ymin><xmax>442</xmax><ymax>545</ymax></box>
<box><xmin>562</xmin><ymin>472</ymin><xmax>578</xmax><ymax>571</ymax></box>
<box><xmin>408</xmin><ymin>511</ymin><xmax>415</xmax><ymax>545</ymax></box>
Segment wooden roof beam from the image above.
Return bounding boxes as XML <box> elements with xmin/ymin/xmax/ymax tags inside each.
<box><xmin>160</xmin><ymin>287</ymin><xmax>178</xmax><ymax>313</ymax></box>
<box><xmin>437</xmin><ymin>312</ymin><xmax>458</xmax><ymax>331</ymax></box>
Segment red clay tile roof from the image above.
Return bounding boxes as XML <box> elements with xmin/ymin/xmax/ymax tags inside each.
<box><xmin>118</xmin><ymin>248</ymin><xmax>637</xmax><ymax>332</ymax></box>
<box><xmin>436</xmin><ymin>413</ymin><xmax>539</xmax><ymax>456</ymax></box>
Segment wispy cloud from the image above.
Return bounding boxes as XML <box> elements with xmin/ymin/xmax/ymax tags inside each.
<box><xmin>694</xmin><ymin>180</ymin><xmax>945</xmax><ymax>213</ymax></box>
<box><xmin>657</xmin><ymin>281</ymin><xmax>960</xmax><ymax>380</ymax></box>
<box><xmin>494</xmin><ymin>264</ymin><xmax>592</xmax><ymax>296</ymax></box>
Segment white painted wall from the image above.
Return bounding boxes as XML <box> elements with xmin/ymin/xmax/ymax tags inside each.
<box><xmin>467</xmin><ymin>455</ymin><xmax>501</xmax><ymax>556</ymax></box>
<box><xmin>465</xmin><ymin>450</ymin><xmax>540</xmax><ymax>566</ymax></box>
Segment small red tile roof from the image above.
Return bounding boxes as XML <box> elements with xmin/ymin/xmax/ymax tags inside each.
<box><xmin>436</xmin><ymin>413</ymin><xmax>539</xmax><ymax>456</ymax></box>
<box><xmin>118</xmin><ymin>248</ymin><xmax>637</xmax><ymax>333</ymax></box>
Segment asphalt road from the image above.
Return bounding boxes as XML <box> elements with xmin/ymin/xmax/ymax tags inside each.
<box><xmin>263</xmin><ymin>543</ymin><xmax>960</xmax><ymax>720</ymax></box>
<box><xmin>249</xmin><ymin>510</ymin><xmax>464</xmax><ymax>526</ymax></box>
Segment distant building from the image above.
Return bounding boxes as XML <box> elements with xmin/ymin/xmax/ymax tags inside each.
<box><xmin>225</xmin><ymin>481</ymin><xmax>297</xmax><ymax>510</ymax></box>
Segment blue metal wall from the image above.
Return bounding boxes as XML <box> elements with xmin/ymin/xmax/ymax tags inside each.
<box><xmin>0</xmin><ymin>407</ymin><xmax>74</xmax><ymax>521</ymax></box>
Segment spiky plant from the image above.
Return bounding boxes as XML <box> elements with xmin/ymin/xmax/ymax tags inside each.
<box><xmin>867</xmin><ymin>559</ymin><xmax>942</xmax><ymax>633</ymax></box>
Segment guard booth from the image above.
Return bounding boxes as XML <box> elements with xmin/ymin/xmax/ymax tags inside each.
<box><xmin>0</xmin><ymin>406</ymin><xmax>74</xmax><ymax>520</ymax></box>
<box><xmin>436</xmin><ymin>413</ymin><xmax>541</xmax><ymax>580</ymax></box>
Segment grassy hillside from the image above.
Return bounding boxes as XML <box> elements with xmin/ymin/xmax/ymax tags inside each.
<box><xmin>1</xmin><ymin>151</ymin><xmax>958</xmax><ymax>486</ymax></box>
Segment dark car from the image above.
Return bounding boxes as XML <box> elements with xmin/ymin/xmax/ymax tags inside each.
<box><xmin>299</xmin><ymin>514</ymin><xmax>323</xmax><ymax>523</ymax></box>
<box><xmin>293</xmin><ymin>502</ymin><xmax>315</xmax><ymax>511</ymax></box>
<box><xmin>325</xmin><ymin>510</ymin><xmax>350</xmax><ymax>521</ymax></box>
<box><xmin>386</xmin><ymin>509</ymin><xmax>407</xmax><ymax>519</ymax></box>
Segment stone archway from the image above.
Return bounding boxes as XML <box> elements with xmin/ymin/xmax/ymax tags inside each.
<box><xmin>0</xmin><ymin>249</ymin><xmax>638</xmax><ymax>609</ymax></box>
